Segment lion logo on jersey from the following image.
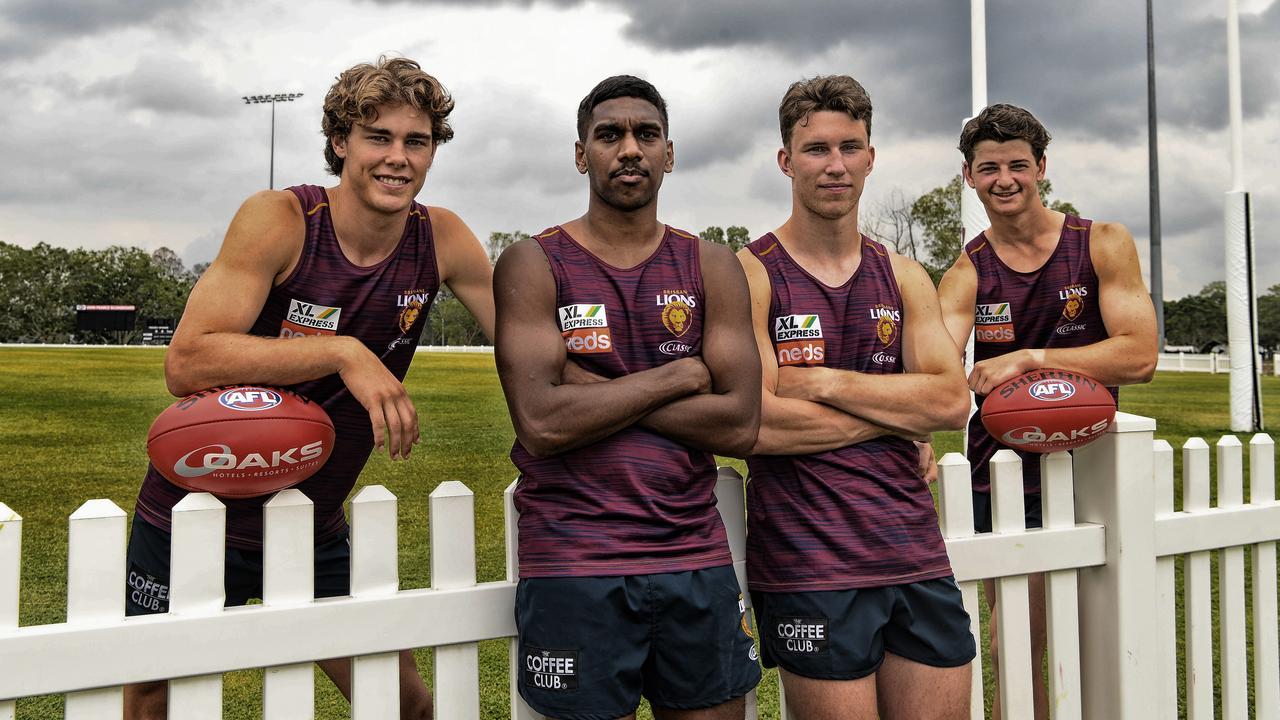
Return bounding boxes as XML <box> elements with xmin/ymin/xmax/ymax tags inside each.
<box><xmin>870</xmin><ymin>304</ymin><xmax>900</xmax><ymax>347</ymax></box>
<box><xmin>1062</xmin><ymin>290</ymin><xmax>1085</xmax><ymax>321</ymax></box>
<box><xmin>398</xmin><ymin>299</ymin><xmax>423</xmax><ymax>334</ymax></box>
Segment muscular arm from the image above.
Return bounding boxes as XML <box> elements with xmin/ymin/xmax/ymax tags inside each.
<box><xmin>937</xmin><ymin>251</ymin><xmax>977</xmax><ymax>357</ymax></box>
<box><xmin>963</xmin><ymin>222</ymin><xmax>1159</xmax><ymax>396</ymax></box>
<box><xmin>737</xmin><ymin>249</ymin><xmax>894</xmax><ymax>456</ymax></box>
<box><xmin>494</xmin><ymin>239</ymin><xmax>711</xmax><ymax>458</ymax></box>
<box><xmin>431</xmin><ymin>207</ymin><xmax>495</xmax><ymax>342</ymax></box>
<box><xmin>164</xmin><ymin>190</ymin><xmax>422</xmax><ymax>459</ymax></box>
<box><xmin>632</xmin><ymin>242</ymin><xmax>760</xmax><ymax>457</ymax></box>
<box><xmin>774</xmin><ymin>256</ymin><xmax>970</xmax><ymax>435</ymax></box>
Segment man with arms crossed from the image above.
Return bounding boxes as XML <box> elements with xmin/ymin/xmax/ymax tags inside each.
<box><xmin>937</xmin><ymin>103</ymin><xmax>1157</xmax><ymax>720</ymax></box>
<box><xmin>495</xmin><ymin>75</ymin><xmax>761</xmax><ymax>720</ymax></box>
<box><xmin>740</xmin><ymin>75</ymin><xmax>974</xmax><ymax>720</ymax></box>
<box><xmin>124</xmin><ymin>57</ymin><xmax>494</xmax><ymax>719</ymax></box>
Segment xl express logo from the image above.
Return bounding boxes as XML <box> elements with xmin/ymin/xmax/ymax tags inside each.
<box><xmin>775</xmin><ymin>314</ymin><xmax>824</xmax><ymax>366</ymax></box>
<box><xmin>975</xmin><ymin>302</ymin><xmax>1015</xmax><ymax>343</ymax></box>
<box><xmin>559</xmin><ymin>304</ymin><xmax>612</xmax><ymax>354</ymax></box>
<box><xmin>280</xmin><ymin>299</ymin><xmax>341</xmax><ymax>338</ymax></box>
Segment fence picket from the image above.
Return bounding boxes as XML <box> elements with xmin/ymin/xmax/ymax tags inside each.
<box><xmin>1182</xmin><ymin>438</ymin><xmax>1214</xmax><ymax>719</ymax></box>
<box><xmin>504</xmin><ymin>480</ymin><xmax>542</xmax><ymax>720</ymax></box>
<box><xmin>349</xmin><ymin>485</ymin><xmax>401</xmax><ymax>720</ymax></box>
<box><xmin>1040</xmin><ymin>452</ymin><xmax>1081</xmax><ymax>720</ymax></box>
<box><xmin>64</xmin><ymin>499</ymin><xmax>126</xmax><ymax>719</ymax></box>
<box><xmin>937</xmin><ymin>452</ymin><xmax>985</xmax><ymax>719</ymax></box>
<box><xmin>1216</xmin><ymin>436</ymin><xmax>1248</xmax><ymax>720</ymax></box>
<box><xmin>431</xmin><ymin>481</ymin><xmax>481</xmax><ymax>720</ymax></box>
<box><xmin>168</xmin><ymin>492</ymin><xmax>227</xmax><ymax>719</ymax></box>
<box><xmin>1250</xmin><ymin>434</ymin><xmax>1280</xmax><ymax>720</ymax></box>
<box><xmin>262</xmin><ymin>490</ymin><xmax>315</xmax><ymax>720</ymax></box>
<box><xmin>0</xmin><ymin>504</ymin><xmax>20</xmax><ymax>720</ymax></box>
<box><xmin>990</xmin><ymin>450</ymin><xmax>1034</xmax><ymax>720</ymax></box>
<box><xmin>1152</xmin><ymin>440</ymin><xmax>1178</xmax><ymax>720</ymax></box>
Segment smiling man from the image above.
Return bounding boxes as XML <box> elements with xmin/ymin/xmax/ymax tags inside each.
<box><xmin>738</xmin><ymin>76</ymin><xmax>973</xmax><ymax>720</ymax></box>
<box><xmin>937</xmin><ymin>103</ymin><xmax>1157</xmax><ymax>720</ymax></box>
<box><xmin>123</xmin><ymin>57</ymin><xmax>494</xmax><ymax>719</ymax></box>
<box><xmin>494</xmin><ymin>75</ymin><xmax>761</xmax><ymax>720</ymax></box>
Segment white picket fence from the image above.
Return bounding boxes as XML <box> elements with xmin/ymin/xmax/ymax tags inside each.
<box><xmin>2</xmin><ymin>411</ymin><xmax>1279</xmax><ymax>719</ymax></box>
<box><xmin>1157</xmin><ymin>351</ymin><xmax>1230</xmax><ymax>373</ymax></box>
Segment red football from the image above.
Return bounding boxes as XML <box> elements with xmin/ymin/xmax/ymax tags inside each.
<box><xmin>980</xmin><ymin>369</ymin><xmax>1116</xmax><ymax>453</ymax></box>
<box><xmin>147</xmin><ymin>386</ymin><xmax>335</xmax><ymax>498</ymax></box>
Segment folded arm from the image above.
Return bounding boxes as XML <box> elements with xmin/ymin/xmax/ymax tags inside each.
<box><xmin>494</xmin><ymin>240</ymin><xmax>710</xmax><ymax>458</ymax></box>
<box><xmin>738</xmin><ymin>249</ymin><xmax>896</xmax><ymax>456</ymax></box>
<box><xmin>774</xmin><ymin>256</ymin><xmax>970</xmax><ymax>436</ymax></box>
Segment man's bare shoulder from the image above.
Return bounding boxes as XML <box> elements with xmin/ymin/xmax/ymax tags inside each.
<box><xmin>1087</xmin><ymin>220</ymin><xmax>1141</xmax><ymax>270</ymax></box>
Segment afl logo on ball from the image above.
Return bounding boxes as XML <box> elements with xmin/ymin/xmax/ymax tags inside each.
<box><xmin>1028</xmin><ymin>379</ymin><xmax>1076</xmax><ymax>402</ymax></box>
<box><xmin>218</xmin><ymin>388</ymin><xmax>283</xmax><ymax>412</ymax></box>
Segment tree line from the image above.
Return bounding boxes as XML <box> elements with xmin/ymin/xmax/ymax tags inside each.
<box><xmin>1</xmin><ymin>178</ymin><xmax>1271</xmax><ymax>352</ymax></box>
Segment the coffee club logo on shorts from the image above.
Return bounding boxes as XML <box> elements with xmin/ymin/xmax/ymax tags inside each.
<box><xmin>656</xmin><ymin>290</ymin><xmax>697</xmax><ymax>338</ymax></box>
<box><xmin>774</xmin><ymin>617</ymin><xmax>829</xmax><ymax>655</ymax></box>
<box><xmin>559</xmin><ymin>303</ymin><xmax>612</xmax><ymax>354</ymax></box>
<box><xmin>522</xmin><ymin>647</ymin><xmax>578</xmax><ymax>692</ymax></box>
<box><xmin>280</xmin><ymin>299</ymin><xmax>341</xmax><ymax>338</ymax></box>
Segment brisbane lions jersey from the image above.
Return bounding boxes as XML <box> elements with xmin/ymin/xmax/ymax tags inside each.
<box><xmin>511</xmin><ymin>225</ymin><xmax>733</xmax><ymax>578</ymax></box>
<box><xmin>136</xmin><ymin>184</ymin><xmax>439</xmax><ymax>548</ymax></box>
<box><xmin>966</xmin><ymin>215</ymin><xmax>1117</xmax><ymax>493</ymax></box>
<box><xmin>744</xmin><ymin>234</ymin><xmax>952</xmax><ymax>591</ymax></box>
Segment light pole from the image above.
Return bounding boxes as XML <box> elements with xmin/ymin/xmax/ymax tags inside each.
<box><xmin>242</xmin><ymin>92</ymin><xmax>303</xmax><ymax>189</ymax></box>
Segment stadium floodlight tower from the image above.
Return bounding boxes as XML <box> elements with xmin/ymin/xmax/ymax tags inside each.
<box><xmin>1223</xmin><ymin>0</ymin><xmax>1263</xmax><ymax>432</ymax></box>
<box><xmin>242</xmin><ymin>92</ymin><xmax>304</xmax><ymax>190</ymax></box>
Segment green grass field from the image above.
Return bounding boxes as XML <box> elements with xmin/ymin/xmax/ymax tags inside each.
<box><xmin>1</xmin><ymin>347</ymin><xmax>1278</xmax><ymax>718</ymax></box>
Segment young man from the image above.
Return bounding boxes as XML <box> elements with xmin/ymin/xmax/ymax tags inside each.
<box><xmin>124</xmin><ymin>57</ymin><xmax>494</xmax><ymax>720</ymax></box>
<box><xmin>937</xmin><ymin>103</ymin><xmax>1158</xmax><ymax>719</ymax></box>
<box><xmin>739</xmin><ymin>76</ymin><xmax>974</xmax><ymax>720</ymax></box>
<box><xmin>494</xmin><ymin>75</ymin><xmax>762</xmax><ymax>720</ymax></box>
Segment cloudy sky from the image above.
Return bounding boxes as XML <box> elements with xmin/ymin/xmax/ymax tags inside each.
<box><xmin>2</xmin><ymin>0</ymin><xmax>1277</xmax><ymax>300</ymax></box>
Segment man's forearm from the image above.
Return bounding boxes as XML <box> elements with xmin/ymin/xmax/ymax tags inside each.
<box><xmin>779</xmin><ymin>366</ymin><xmax>968</xmax><ymax>436</ymax></box>
<box><xmin>165</xmin><ymin>332</ymin><xmax>361</xmax><ymax>396</ymax></box>
<box><xmin>639</xmin><ymin>390</ymin><xmax>759</xmax><ymax>457</ymax></box>
<box><xmin>751</xmin><ymin>393</ymin><xmax>891</xmax><ymax>455</ymax></box>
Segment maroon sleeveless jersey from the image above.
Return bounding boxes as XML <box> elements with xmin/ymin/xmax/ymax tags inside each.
<box><xmin>511</xmin><ymin>225</ymin><xmax>732</xmax><ymax>578</ymax></box>
<box><xmin>744</xmin><ymin>234</ymin><xmax>953</xmax><ymax>591</ymax></box>
<box><xmin>135</xmin><ymin>185</ymin><xmax>440</xmax><ymax>548</ymax></box>
<box><xmin>966</xmin><ymin>215</ymin><xmax>1117</xmax><ymax>494</ymax></box>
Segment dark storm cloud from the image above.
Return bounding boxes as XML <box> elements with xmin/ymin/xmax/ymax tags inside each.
<box><xmin>0</xmin><ymin>0</ymin><xmax>204</xmax><ymax>59</ymax></box>
<box><xmin>80</xmin><ymin>56</ymin><xmax>238</xmax><ymax>119</ymax></box>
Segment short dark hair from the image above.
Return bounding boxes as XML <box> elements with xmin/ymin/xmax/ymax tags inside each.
<box><xmin>959</xmin><ymin>104</ymin><xmax>1051</xmax><ymax>165</ymax></box>
<box><xmin>778</xmin><ymin>75</ymin><xmax>873</xmax><ymax>149</ymax></box>
<box><xmin>321</xmin><ymin>56</ymin><xmax>455</xmax><ymax>176</ymax></box>
<box><xmin>576</xmin><ymin>75</ymin><xmax>669</xmax><ymax>141</ymax></box>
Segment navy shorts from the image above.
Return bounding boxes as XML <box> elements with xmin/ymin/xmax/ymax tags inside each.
<box><xmin>124</xmin><ymin>515</ymin><xmax>351</xmax><ymax>615</ymax></box>
<box><xmin>971</xmin><ymin>491</ymin><xmax>1043</xmax><ymax>534</ymax></box>
<box><xmin>515</xmin><ymin>565</ymin><xmax>761</xmax><ymax>719</ymax></box>
<box><xmin>752</xmin><ymin>576</ymin><xmax>976</xmax><ymax>680</ymax></box>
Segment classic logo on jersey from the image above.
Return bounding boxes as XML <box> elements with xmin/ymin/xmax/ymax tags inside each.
<box><xmin>872</xmin><ymin>351</ymin><xmax>897</xmax><ymax>365</ymax></box>
<box><xmin>659</xmin><ymin>340</ymin><xmax>694</xmax><ymax>357</ymax></box>
<box><xmin>1059</xmin><ymin>284</ymin><xmax>1088</xmax><ymax>321</ymax></box>
<box><xmin>774</xmin><ymin>617</ymin><xmax>829</xmax><ymax>655</ymax></box>
<box><xmin>559</xmin><ymin>304</ymin><xmax>612</xmax><ymax>354</ymax></box>
<box><xmin>280</xmin><ymin>299</ymin><xmax>341</xmax><ymax>338</ymax></box>
<box><xmin>1028</xmin><ymin>378</ymin><xmax>1076</xmax><ymax>402</ymax></box>
<box><xmin>775</xmin><ymin>314</ymin><xmax>825</xmax><ymax>366</ymax></box>
<box><xmin>656</xmin><ymin>290</ymin><xmax>698</xmax><ymax>337</ymax></box>
<box><xmin>870</xmin><ymin>304</ymin><xmax>900</xmax><ymax>347</ymax></box>
<box><xmin>217</xmin><ymin>388</ymin><xmax>282</xmax><ymax>412</ymax></box>
<box><xmin>975</xmin><ymin>302</ymin><xmax>1015</xmax><ymax>343</ymax></box>
<box><xmin>1056</xmin><ymin>322</ymin><xmax>1087</xmax><ymax>336</ymax></box>
<box><xmin>397</xmin><ymin>289</ymin><xmax>431</xmax><ymax>334</ymax></box>
<box><xmin>523</xmin><ymin>648</ymin><xmax>578</xmax><ymax>692</ymax></box>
